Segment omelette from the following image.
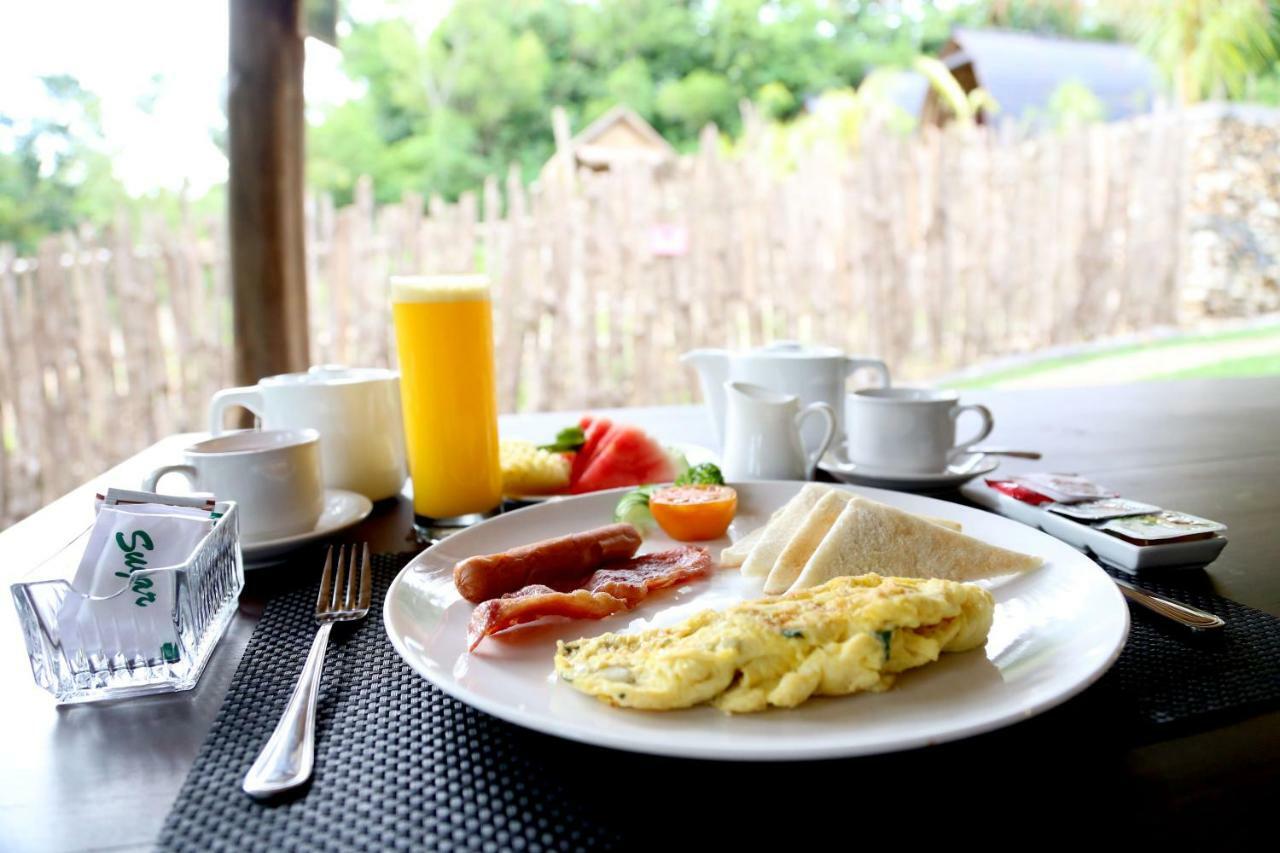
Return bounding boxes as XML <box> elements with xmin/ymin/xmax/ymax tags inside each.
<box><xmin>554</xmin><ymin>574</ymin><xmax>994</xmax><ymax>714</ymax></box>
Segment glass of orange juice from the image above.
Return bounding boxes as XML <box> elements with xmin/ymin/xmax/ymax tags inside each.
<box><xmin>391</xmin><ymin>275</ymin><xmax>503</xmax><ymax>529</ymax></box>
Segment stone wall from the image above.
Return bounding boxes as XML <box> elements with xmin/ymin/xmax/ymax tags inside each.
<box><xmin>1183</xmin><ymin>103</ymin><xmax>1280</xmax><ymax>317</ymax></box>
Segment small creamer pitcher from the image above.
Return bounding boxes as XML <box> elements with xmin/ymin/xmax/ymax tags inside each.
<box><xmin>721</xmin><ymin>381</ymin><xmax>836</xmax><ymax>481</ymax></box>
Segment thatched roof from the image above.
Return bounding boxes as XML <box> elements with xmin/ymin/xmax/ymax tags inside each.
<box><xmin>930</xmin><ymin>28</ymin><xmax>1162</xmax><ymax>125</ymax></box>
<box><xmin>542</xmin><ymin>105</ymin><xmax>676</xmax><ymax>181</ymax></box>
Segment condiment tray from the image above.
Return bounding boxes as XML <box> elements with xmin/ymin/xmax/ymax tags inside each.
<box><xmin>960</xmin><ymin>480</ymin><xmax>1227</xmax><ymax>574</ymax></box>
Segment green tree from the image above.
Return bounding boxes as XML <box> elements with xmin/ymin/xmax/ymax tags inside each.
<box><xmin>1128</xmin><ymin>0</ymin><xmax>1280</xmax><ymax>101</ymax></box>
<box><xmin>307</xmin><ymin>0</ymin><xmax>975</xmax><ymax>203</ymax></box>
<box><xmin>656</xmin><ymin>70</ymin><xmax>738</xmax><ymax>134</ymax></box>
<box><xmin>0</xmin><ymin>75</ymin><xmax>125</xmax><ymax>250</ymax></box>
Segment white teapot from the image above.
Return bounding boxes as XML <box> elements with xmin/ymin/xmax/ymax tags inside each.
<box><xmin>680</xmin><ymin>341</ymin><xmax>890</xmax><ymax>450</ymax></box>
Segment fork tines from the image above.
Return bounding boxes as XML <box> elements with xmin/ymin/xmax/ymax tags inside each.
<box><xmin>316</xmin><ymin>543</ymin><xmax>372</xmax><ymax>619</ymax></box>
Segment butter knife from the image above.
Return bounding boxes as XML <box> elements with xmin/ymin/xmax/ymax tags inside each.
<box><xmin>1112</xmin><ymin>576</ymin><xmax>1225</xmax><ymax>631</ymax></box>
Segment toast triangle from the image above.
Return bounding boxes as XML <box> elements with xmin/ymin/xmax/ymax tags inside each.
<box><xmin>761</xmin><ymin>491</ymin><xmax>965</xmax><ymax>593</ymax></box>
<box><xmin>738</xmin><ymin>483</ymin><xmax>834</xmax><ymax>577</ymax></box>
<box><xmin>788</xmin><ymin>498</ymin><xmax>1042</xmax><ymax>592</ymax></box>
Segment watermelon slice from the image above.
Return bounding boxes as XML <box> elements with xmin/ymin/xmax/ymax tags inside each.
<box><xmin>570</xmin><ymin>424</ymin><xmax>676</xmax><ymax>494</ymax></box>
<box><xmin>569</xmin><ymin>416</ymin><xmax>613</xmax><ymax>486</ymax></box>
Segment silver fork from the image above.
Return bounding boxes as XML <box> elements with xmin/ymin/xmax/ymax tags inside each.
<box><xmin>243</xmin><ymin>543</ymin><xmax>372</xmax><ymax>799</ymax></box>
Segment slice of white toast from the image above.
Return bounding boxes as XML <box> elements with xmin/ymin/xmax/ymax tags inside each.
<box><xmin>787</xmin><ymin>498</ymin><xmax>1043</xmax><ymax>593</ymax></box>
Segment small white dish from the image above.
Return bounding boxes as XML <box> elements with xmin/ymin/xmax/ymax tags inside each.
<box><xmin>241</xmin><ymin>488</ymin><xmax>373</xmax><ymax>566</ymax></box>
<box><xmin>505</xmin><ymin>442</ymin><xmax>720</xmax><ymax>504</ymax></box>
<box><xmin>819</xmin><ymin>452</ymin><xmax>999</xmax><ymax>490</ymax></box>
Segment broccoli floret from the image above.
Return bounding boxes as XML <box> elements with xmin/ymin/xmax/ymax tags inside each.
<box><xmin>675</xmin><ymin>463</ymin><xmax>725</xmax><ymax>486</ymax></box>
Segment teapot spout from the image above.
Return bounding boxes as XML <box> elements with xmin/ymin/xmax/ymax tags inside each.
<box><xmin>679</xmin><ymin>349</ymin><xmax>730</xmax><ymax>443</ymax></box>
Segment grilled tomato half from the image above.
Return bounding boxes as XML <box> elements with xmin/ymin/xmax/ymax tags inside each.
<box><xmin>650</xmin><ymin>484</ymin><xmax>738</xmax><ymax>541</ymax></box>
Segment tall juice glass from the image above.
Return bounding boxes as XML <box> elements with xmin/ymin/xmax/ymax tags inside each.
<box><xmin>391</xmin><ymin>275</ymin><xmax>502</xmax><ymax>526</ymax></box>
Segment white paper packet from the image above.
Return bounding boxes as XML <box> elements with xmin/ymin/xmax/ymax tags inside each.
<box><xmin>58</xmin><ymin>502</ymin><xmax>217</xmax><ymax>664</ymax></box>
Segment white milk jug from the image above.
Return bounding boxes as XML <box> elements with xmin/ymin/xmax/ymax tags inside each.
<box><xmin>721</xmin><ymin>382</ymin><xmax>837</xmax><ymax>481</ymax></box>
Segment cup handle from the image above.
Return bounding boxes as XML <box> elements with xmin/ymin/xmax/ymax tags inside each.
<box><xmin>845</xmin><ymin>357</ymin><xmax>891</xmax><ymax>389</ymax></box>
<box><xmin>209</xmin><ymin>386</ymin><xmax>265</xmax><ymax>435</ymax></box>
<box><xmin>143</xmin><ymin>464</ymin><xmax>198</xmax><ymax>493</ymax></box>
<box><xmin>950</xmin><ymin>404</ymin><xmax>994</xmax><ymax>458</ymax></box>
<box><xmin>795</xmin><ymin>402</ymin><xmax>837</xmax><ymax>480</ymax></box>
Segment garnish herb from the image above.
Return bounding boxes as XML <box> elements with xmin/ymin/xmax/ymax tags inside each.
<box><xmin>877</xmin><ymin>630</ymin><xmax>893</xmax><ymax>660</ymax></box>
<box><xmin>539</xmin><ymin>426</ymin><xmax>586</xmax><ymax>453</ymax></box>
<box><xmin>614</xmin><ymin>485</ymin><xmax>659</xmax><ymax>532</ymax></box>
<box><xmin>675</xmin><ymin>462</ymin><xmax>725</xmax><ymax>487</ymax></box>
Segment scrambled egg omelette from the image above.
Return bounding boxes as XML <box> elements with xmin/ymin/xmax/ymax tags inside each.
<box><xmin>554</xmin><ymin>574</ymin><xmax>994</xmax><ymax>713</ymax></box>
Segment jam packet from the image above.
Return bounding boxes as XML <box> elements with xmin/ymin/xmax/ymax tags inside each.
<box><xmin>58</xmin><ymin>500</ymin><xmax>217</xmax><ymax>664</ymax></box>
<box><xmin>986</xmin><ymin>478</ymin><xmax>1056</xmax><ymax>506</ymax></box>
<box><xmin>1048</xmin><ymin>497</ymin><xmax>1161</xmax><ymax>521</ymax></box>
<box><xmin>1097</xmin><ymin>511</ymin><xmax>1226</xmax><ymax>545</ymax></box>
<box><xmin>1009</xmin><ymin>473</ymin><xmax>1118</xmax><ymax>504</ymax></box>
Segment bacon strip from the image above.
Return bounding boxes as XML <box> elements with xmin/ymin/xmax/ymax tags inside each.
<box><xmin>581</xmin><ymin>547</ymin><xmax>714</xmax><ymax>605</ymax></box>
<box><xmin>466</xmin><ymin>546</ymin><xmax>712</xmax><ymax>651</ymax></box>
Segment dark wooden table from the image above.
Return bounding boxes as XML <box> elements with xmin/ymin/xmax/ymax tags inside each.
<box><xmin>1</xmin><ymin>381</ymin><xmax>1277</xmax><ymax>849</ymax></box>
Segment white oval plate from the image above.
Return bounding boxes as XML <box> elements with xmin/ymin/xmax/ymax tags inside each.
<box><xmin>384</xmin><ymin>481</ymin><xmax>1128</xmax><ymax>761</ymax></box>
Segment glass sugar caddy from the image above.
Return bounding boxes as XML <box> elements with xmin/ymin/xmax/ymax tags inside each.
<box><xmin>10</xmin><ymin>500</ymin><xmax>244</xmax><ymax>703</ymax></box>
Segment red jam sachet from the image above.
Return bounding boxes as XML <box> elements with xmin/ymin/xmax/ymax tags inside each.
<box><xmin>986</xmin><ymin>478</ymin><xmax>1056</xmax><ymax>506</ymax></box>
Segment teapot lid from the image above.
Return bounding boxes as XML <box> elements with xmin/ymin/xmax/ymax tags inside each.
<box><xmin>744</xmin><ymin>340</ymin><xmax>843</xmax><ymax>359</ymax></box>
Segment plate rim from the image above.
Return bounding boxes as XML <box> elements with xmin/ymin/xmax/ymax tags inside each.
<box><xmin>383</xmin><ymin>481</ymin><xmax>1129</xmax><ymax>761</ymax></box>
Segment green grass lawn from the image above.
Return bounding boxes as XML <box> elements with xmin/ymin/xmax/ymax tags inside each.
<box><xmin>945</xmin><ymin>322</ymin><xmax>1280</xmax><ymax>390</ymax></box>
<box><xmin>1150</xmin><ymin>351</ymin><xmax>1280</xmax><ymax>381</ymax></box>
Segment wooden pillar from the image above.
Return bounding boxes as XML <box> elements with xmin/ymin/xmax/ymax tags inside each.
<box><xmin>228</xmin><ymin>0</ymin><xmax>309</xmax><ymax>385</ymax></box>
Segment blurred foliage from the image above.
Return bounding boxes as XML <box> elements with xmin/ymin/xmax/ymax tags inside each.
<box><xmin>0</xmin><ymin>76</ymin><xmax>222</xmax><ymax>253</ymax></box>
<box><xmin>7</xmin><ymin>0</ymin><xmax>1280</xmax><ymax>252</ymax></box>
<box><xmin>308</xmin><ymin>0</ymin><xmax>980</xmax><ymax>205</ymax></box>
<box><xmin>1126</xmin><ymin>0</ymin><xmax>1280</xmax><ymax>102</ymax></box>
<box><xmin>1044</xmin><ymin>80</ymin><xmax>1108</xmax><ymax>127</ymax></box>
<box><xmin>0</xmin><ymin>76</ymin><xmax>124</xmax><ymax>250</ymax></box>
<box><xmin>913</xmin><ymin>55</ymin><xmax>999</xmax><ymax>125</ymax></box>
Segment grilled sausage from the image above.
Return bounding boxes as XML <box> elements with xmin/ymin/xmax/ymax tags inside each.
<box><xmin>453</xmin><ymin>523</ymin><xmax>643</xmax><ymax>603</ymax></box>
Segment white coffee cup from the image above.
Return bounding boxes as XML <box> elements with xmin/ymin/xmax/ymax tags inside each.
<box><xmin>143</xmin><ymin>429</ymin><xmax>325</xmax><ymax>541</ymax></box>
<box><xmin>209</xmin><ymin>365</ymin><xmax>406</xmax><ymax>501</ymax></box>
<box><xmin>846</xmin><ymin>388</ymin><xmax>994</xmax><ymax>474</ymax></box>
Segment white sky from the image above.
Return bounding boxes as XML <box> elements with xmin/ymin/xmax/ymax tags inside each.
<box><xmin>0</xmin><ymin>1</ymin><xmax>450</xmax><ymax>196</ymax></box>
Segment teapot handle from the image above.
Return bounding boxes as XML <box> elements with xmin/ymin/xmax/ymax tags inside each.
<box><xmin>845</xmin><ymin>357</ymin><xmax>891</xmax><ymax>389</ymax></box>
<box><xmin>209</xmin><ymin>386</ymin><xmax>265</xmax><ymax>435</ymax></box>
<box><xmin>795</xmin><ymin>402</ymin><xmax>837</xmax><ymax>480</ymax></box>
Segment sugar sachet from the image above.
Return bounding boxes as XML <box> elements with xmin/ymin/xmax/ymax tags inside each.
<box><xmin>58</xmin><ymin>503</ymin><xmax>217</xmax><ymax>664</ymax></box>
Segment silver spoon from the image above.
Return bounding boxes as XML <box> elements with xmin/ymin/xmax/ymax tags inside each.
<box><xmin>967</xmin><ymin>448</ymin><xmax>1042</xmax><ymax>460</ymax></box>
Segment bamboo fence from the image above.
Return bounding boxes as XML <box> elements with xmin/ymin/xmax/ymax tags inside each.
<box><xmin>0</xmin><ymin>114</ymin><xmax>1198</xmax><ymax>527</ymax></box>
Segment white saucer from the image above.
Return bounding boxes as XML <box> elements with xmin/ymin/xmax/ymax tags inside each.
<box><xmin>819</xmin><ymin>453</ymin><xmax>999</xmax><ymax>490</ymax></box>
<box><xmin>241</xmin><ymin>488</ymin><xmax>374</xmax><ymax>566</ymax></box>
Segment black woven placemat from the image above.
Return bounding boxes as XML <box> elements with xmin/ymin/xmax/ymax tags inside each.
<box><xmin>1096</xmin><ymin>565</ymin><xmax>1280</xmax><ymax>732</ymax></box>
<box><xmin>160</xmin><ymin>553</ymin><xmax>622</xmax><ymax>852</ymax></box>
<box><xmin>160</xmin><ymin>553</ymin><xmax>1280</xmax><ymax>851</ymax></box>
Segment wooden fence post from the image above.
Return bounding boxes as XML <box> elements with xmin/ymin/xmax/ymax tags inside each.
<box><xmin>227</xmin><ymin>0</ymin><xmax>309</xmax><ymax>386</ymax></box>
